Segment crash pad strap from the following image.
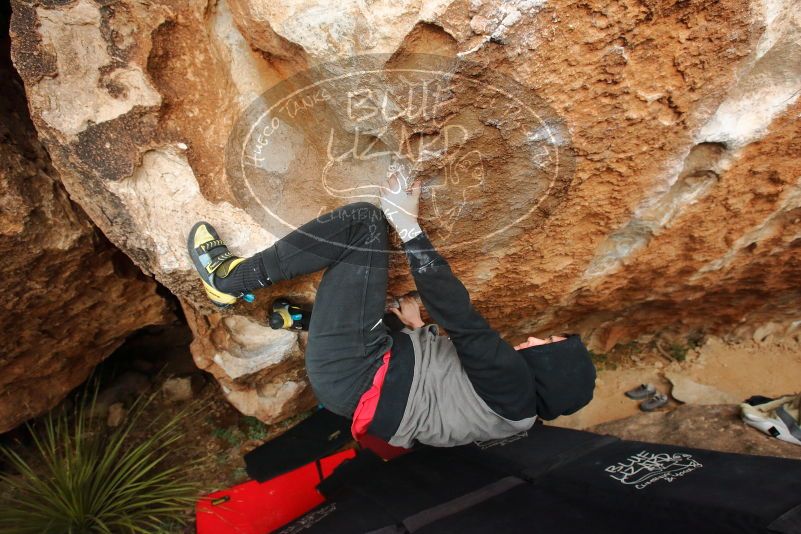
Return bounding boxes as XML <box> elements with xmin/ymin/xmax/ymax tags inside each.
<box><xmin>366</xmin><ymin>476</ymin><xmax>525</xmax><ymax>534</ymax></box>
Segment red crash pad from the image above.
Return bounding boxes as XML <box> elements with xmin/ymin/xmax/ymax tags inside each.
<box><xmin>196</xmin><ymin>448</ymin><xmax>356</xmax><ymax>534</ymax></box>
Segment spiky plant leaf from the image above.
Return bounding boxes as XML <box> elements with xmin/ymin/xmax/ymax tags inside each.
<box><xmin>0</xmin><ymin>384</ymin><xmax>202</xmax><ymax>534</ymax></box>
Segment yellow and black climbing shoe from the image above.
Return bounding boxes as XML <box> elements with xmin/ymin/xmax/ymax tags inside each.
<box><xmin>187</xmin><ymin>221</ymin><xmax>253</xmax><ymax>307</ymax></box>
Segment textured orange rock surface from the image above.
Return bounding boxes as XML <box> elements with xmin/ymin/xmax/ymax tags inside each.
<box><xmin>0</xmin><ymin>53</ymin><xmax>169</xmax><ymax>432</ymax></box>
<box><xmin>9</xmin><ymin>0</ymin><xmax>800</xmax><ymax>422</ymax></box>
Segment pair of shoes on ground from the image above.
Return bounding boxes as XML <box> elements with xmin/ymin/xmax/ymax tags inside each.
<box><xmin>625</xmin><ymin>384</ymin><xmax>668</xmax><ymax>412</ymax></box>
<box><xmin>187</xmin><ymin>221</ymin><xmax>252</xmax><ymax>308</ymax></box>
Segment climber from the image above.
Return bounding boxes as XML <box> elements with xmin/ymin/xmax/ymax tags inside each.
<box><xmin>187</xmin><ymin>164</ymin><xmax>596</xmax><ymax>448</ymax></box>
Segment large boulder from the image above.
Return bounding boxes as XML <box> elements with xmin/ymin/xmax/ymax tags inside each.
<box><xmin>0</xmin><ymin>51</ymin><xmax>169</xmax><ymax>432</ymax></box>
<box><xmin>9</xmin><ymin>0</ymin><xmax>801</xmax><ymax>422</ymax></box>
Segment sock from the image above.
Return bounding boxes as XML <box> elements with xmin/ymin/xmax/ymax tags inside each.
<box><xmin>215</xmin><ymin>255</ymin><xmax>271</xmax><ymax>295</ymax></box>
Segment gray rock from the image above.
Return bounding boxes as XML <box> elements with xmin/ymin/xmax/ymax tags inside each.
<box><xmin>162</xmin><ymin>377</ymin><xmax>193</xmax><ymax>403</ymax></box>
<box><xmin>106</xmin><ymin>402</ymin><xmax>127</xmax><ymax>428</ymax></box>
<box><xmin>92</xmin><ymin>371</ymin><xmax>152</xmax><ymax>417</ymax></box>
<box><xmin>666</xmin><ymin>372</ymin><xmax>739</xmax><ymax>405</ymax></box>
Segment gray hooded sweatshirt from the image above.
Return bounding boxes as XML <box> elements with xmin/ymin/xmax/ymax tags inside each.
<box><xmin>387</xmin><ymin>324</ymin><xmax>537</xmax><ymax>448</ymax></box>
<box><xmin>368</xmin><ymin>233</ymin><xmax>594</xmax><ymax>449</ymax></box>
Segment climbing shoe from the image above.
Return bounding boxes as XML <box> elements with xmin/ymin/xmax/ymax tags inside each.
<box><xmin>187</xmin><ymin>221</ymin><xmax>252</xmax><ymax>307</ymax></box>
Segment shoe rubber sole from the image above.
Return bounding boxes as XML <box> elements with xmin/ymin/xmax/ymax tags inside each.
<box><xmin>187</xmin><ymin>221</ymin><xmax>239</xmax><ymax>307</ymax></box>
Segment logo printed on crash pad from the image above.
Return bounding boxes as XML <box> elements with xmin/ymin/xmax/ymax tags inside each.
<box><xmin>605</xmin><ymin>450</ymin><xmax>702</xmax><ymax>490</ymax></box>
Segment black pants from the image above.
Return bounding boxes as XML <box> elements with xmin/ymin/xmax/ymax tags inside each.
<box><xmin>257</xmin><ymin>202</ymin><xmax>536</xmax><ymax>421</ymax></box>
<box><xmin>258</xmin><ymin>202</ymin><xmax>392</xmax><ymax>417</ymax></box>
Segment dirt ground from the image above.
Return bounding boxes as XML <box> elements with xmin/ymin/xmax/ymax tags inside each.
<box><xmin>554</xmin><ymin>334</ymin><xmax>801</xmax><ymax>429</ymax></box>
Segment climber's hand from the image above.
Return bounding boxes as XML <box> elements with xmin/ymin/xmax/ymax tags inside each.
<box><xmin>389</xmin><ymin>295</ymin><xmax>425</xmax><ymax>329</ymax></box>
<box><xmin>380</xmin><ymin>161</ymin><xmax>422</xmax><ymax>242</ymax></box>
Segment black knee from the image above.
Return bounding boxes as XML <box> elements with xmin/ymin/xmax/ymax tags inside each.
<box><xmin>344</xmin><ymin>201</ymin><xmax>382</xmax><ymax>219</ymax></box>
<box><xmin>342</xmin><ymin>202</ymin><xmax>385</xmax><ymax>228</ymax></box>
<box><xmin>342</xmin><ymin>202</ymin><xmax>387</xmax><ymax>247</ymax></box>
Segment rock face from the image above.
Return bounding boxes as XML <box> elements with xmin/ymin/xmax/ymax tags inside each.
<box><xmin>0</xmin><ymin>49</ymin><xmax>169</xmax><ymax>432</ymax></box>
<box><xmin>9</xmin><ymin>0</ymin><xmax>801</xmax><ymax>422</ymax></box>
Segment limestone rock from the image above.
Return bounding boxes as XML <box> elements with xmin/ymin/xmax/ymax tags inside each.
<box><xmin>0</xmin><ymin>55</ymin><xmax>169</xmax><ymax>433</ymax></box>
<box><xmin>591</xmin><ymin>404</ymin><xmax>801</xmax><ymax>460</ymax></box>
<box><xmin>666</xmin><ymin>372</ymin><xmax>740</xmax><ymax>405</ymax></box>
<box><xmin>93</xmin><ymin>371</ymin><xmax>152</xmax><ymax>418</ymax></box>
<box><xmin>162</xmin><ymin>376</ymin><xmax>193</xmax><ymax>403</ymax></box>
<box><xmin>183</xmin><ymin>304</ymin><xmax>316</xmax><ymax>421</ymax></box>
<box><xmin>9</xmin><ymin>0</ymin><xmax>801</xmax><ymax>423</ymax></box>
<box><xmin>106</xmin><ymin>402</ymin><xmax>127</xmax><ymax>428</ymax></box>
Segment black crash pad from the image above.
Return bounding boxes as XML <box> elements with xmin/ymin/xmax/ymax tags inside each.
<box><xmin>279</xmin><ymin>424</ymin><xmax>801</xmax><ymax>534</ymax></box>
<box><xmin>244</xmin><ymin>408</ymin><xmax>353</xmax><ymax>482</ymax></box>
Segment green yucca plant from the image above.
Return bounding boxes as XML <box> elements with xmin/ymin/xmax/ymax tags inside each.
<box><xmin>0</xmin><ymin>384</ymin><xmax>201</xmax><ymax>533</ymax></box>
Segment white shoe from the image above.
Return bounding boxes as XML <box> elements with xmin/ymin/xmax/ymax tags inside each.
<box><xmin>740</xmin><ymin>394</ymin><xmax>801</xmax><ymax>446</ymax></box>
